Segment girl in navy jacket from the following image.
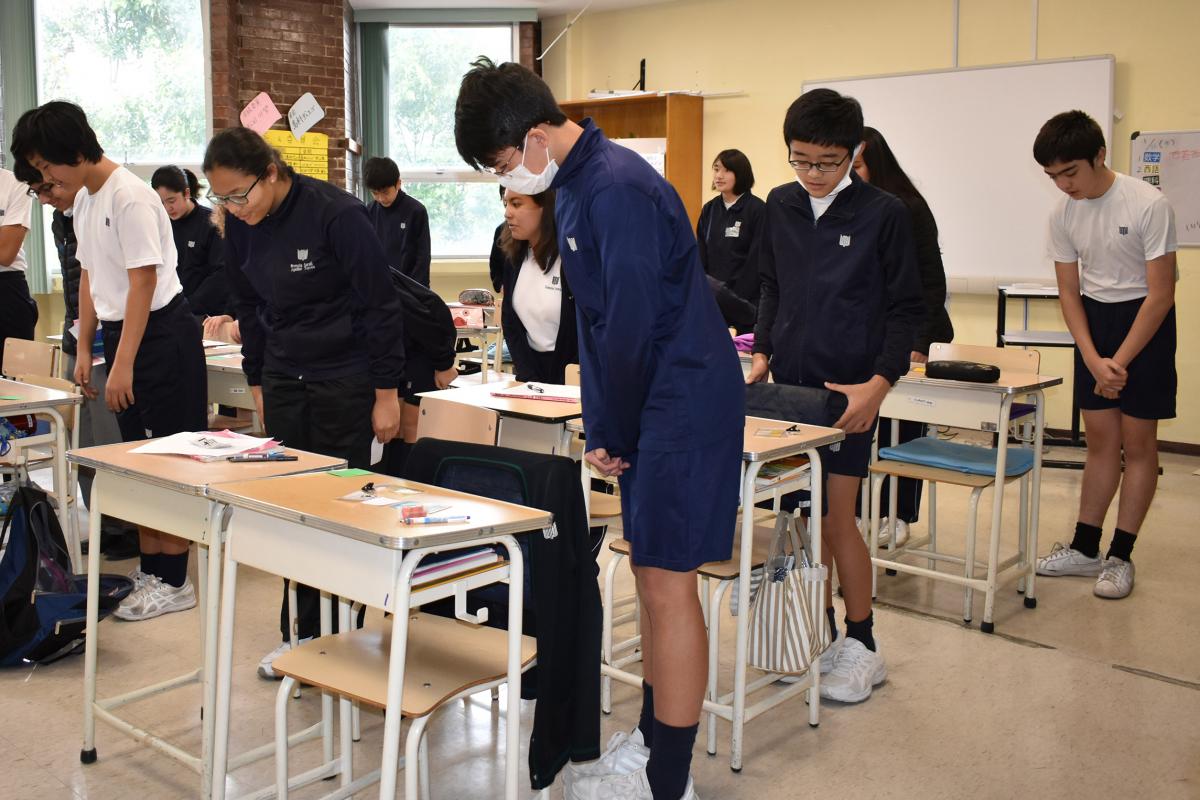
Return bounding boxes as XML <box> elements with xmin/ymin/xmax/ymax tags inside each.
<box><xmin>152</xmin><ymin>166</ymin><xmax>230</xmax><ymax>319</ymax></box>
<box><xmin>695</xmin><ymin>149</ymin><xmax>764</xmax><ymax>333</ymax></box>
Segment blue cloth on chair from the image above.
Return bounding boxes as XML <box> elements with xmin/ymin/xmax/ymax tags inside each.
<box><xmin>879</xmin><ymin>437</ymin><xmax>1034</xmax><ymax>477</ymax></box>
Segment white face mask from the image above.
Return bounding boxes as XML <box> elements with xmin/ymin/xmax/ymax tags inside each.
<box><xmin>498</xmin><ymin>132</ymin><xmax>558</xmax><ymax>195</ymax></box>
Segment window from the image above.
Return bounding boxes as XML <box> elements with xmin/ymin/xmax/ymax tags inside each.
<box><xmin>386</xmin><ymin>25</ymin><xmax>512</xmax><ymax>258</ymax></box>
<box><xmin>34</xmin><ymin>0</ymin><xmax>208</xmax><ymax>273</ymax></box>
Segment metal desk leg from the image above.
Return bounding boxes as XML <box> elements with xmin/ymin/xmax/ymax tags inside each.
<box><xmin>804</xmin><ymin>449</ymin><xmax>824</xmax><ymax>728</ymax></box>
<box><xmin>1025</xmin><ymin>391</ymin><xmax>1045</xmax><ymax>608</ymax></box>
<box><xmin>200</xmin><ymin>502</ymin><xmax>227</xmax><ymax>800</ymax></box>
<box><xmin>981</xmin><ymin>397</ymin><xmax>1014</xmax><ymax>633</ymax></box>
<box><xmin>501</xmin><ymin>534</ymin><xmax>525</xmax><ymax>800</ymax></box>
<box><xmin>80</xmin><ymin>480</ymin><xmax>104</xmax><ymax>764</ymax></box>
<box><xmin>380</xmin><ymin>555</ymin><xmax>420</xmax><ymax>800</ymax></box>
<box><xmin>48</xmin><ymin>407</ymin><xmax>80</xmax><ymax>569</ymax></box>
<box><xmin>210</xmin><ymin>536</ymin><xmax>241</xmax><ymax>800</ymax></box>
<box><xmin>729</xmin><ymin>460</ymin><xmax>763</xmax><ymax>772</ymax></box>
<box><xmin>338</xmin><ymin>598</ymin><xmax>353</xmax><ymax>789</ymax></box>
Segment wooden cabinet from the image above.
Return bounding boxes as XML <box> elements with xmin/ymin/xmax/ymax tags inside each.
<box><xmin>558</xmin><ymin>93</ymin><xmax>704</xmax><ymax>226</ymax></box>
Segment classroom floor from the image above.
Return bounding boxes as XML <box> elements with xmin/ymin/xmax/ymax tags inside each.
<box><xmin>3</xmin><ymin>449</ymin><xmax>1199</xmax><ymax>799</ymax></box>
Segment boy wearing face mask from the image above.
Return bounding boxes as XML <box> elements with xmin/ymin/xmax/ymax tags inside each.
<box><xmin>456</xmin><ymin>59</ymin><xmax>743</xmax><ymax>800</ymax></box>
<box><xmin>747</xmin><ymin>88</ymin><xmax>923</xmax><ymax>704</ymax></box>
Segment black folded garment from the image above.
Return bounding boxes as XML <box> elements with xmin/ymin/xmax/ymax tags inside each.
<box><xmin>925</xmin><ymin>360</ymin><xmax>1000</xmax><ymax>383</ymax></box>
<box><xmin>745</xmin><ymin>381</ymin><xmax>848</xmax><ymax>427</ymax></box>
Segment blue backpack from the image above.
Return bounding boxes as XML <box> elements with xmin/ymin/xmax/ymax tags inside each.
<box><xmin>0</xmin><ymin>485</ymin><xmax>133</xmax><ymax>666</ymax></box>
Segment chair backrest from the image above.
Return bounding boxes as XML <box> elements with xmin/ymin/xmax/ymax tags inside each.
<box><xmin>3</xmin><ymin>339</ymin><xmax>59</xmax><ymax>380</ymax></box>
<box><xmin>12</xmin><ymin>374</ymin><xmax>80</xmax><ymax>434</ymax></box>
<box><xmin>928</xmin><ymin>342</ymin><xmax>1039</xmax><ymax>374</ymax></box>
<box><xmin>564</xmin><ymin>364</ymin><xmax>581</xmax><ymax>387</ymax></box>
<box><xmin>416</xmin><ymin>396</ymin><xmax>498</xmax><ymax>446</ymax></box>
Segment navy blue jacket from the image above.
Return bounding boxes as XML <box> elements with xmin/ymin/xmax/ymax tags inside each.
<box><xmin>367</xmin><ymin>191</ymin><xmax>431</xmax><ymax>287</ymax></box>
<box><xmin>696</xmin><ymin>191</ymin><xmax>765</xmax><ymax>308</ymax></box>
<box><xmin>551</xmin><ymin>120</ymin><xmax>743</xmax><ymax>455</ymax></box>
<box><xmin>224</xmin><ymin>174</ymin><xmax>405</xmax><ymax>389</ymax></box>
<box><xmin>753</xmin><ymin>174</ymin><xmax>924</xmax><ymax>387</ymax></box>
<box><xmin>171</xmin><ymin>204</ymin><xmax>230</xmax><ymax>317</ymax></box>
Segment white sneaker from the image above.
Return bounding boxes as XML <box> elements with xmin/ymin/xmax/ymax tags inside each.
<box><xmin>1094</xmin><ymin>557</ymin><xmax>1135</xmax><ymax>599</ymax></box>
<box><xmin>819</xmin><ymin>637</ymin><xmax>886</xmax><ymax>703</ymax></box>
<box><xmin>127</xmin><ymin>569</ymin><xmax>153</xmax><ymax>591</ymax></box>
<box><xmin>877</xmin><ymin>518</ymin><xmax>910</xmax><ymax>548</ymax></box>
<box><xmin>570</xmin><ymin>767</ymin><xmax>698</xmax><ymax>800</ymax></box>
<box><xmin>257</xmin><ymin>636</ymin><xmax>314</xmax><ymax>680</ymax></box>
<box><xmin>113</xmin><ymin>576</ymin><xmax>197</xmax><ymax>621</ymax></box>
<box><xmin>1036</xmin><ymin>542</ymin><xmax>1103</xmax><ymax>577</ymax></box>
<box><xmin>564</xmin><ymin>729</ymin><xmax>650</xmax><ymax>793</ymax></box>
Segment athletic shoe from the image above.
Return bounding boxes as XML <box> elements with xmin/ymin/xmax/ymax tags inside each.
<box><xmin>877</xmin><ymin>518</ymin><xmax>910</xmax><ymax>548</ymax></box>
<box><xmin>1094</xmin><ymin>557</ymin><xmax>1135</xmax><ymax>599</ymax></box>
<box><xmin>127</xmin><ymin>569</ymin><xmax>154</xmax><ymax>591</ymax></box>
<box><xmin>563</xmin><ymin>729</ymin><xmax>650</xmax><ymax>793</ymax></box>
<box><xmin>568</xmin><ymin>767</ymin><xmax>698</xmax><ymax>800</ymax></box>
<box><xmin>257</xmin><ymin>636</ymin><xmax>314</xmax><ymax>680</ymax></box>
<box><xmin>1036</xmin><ymin>542</ymin><xmax>1103</xmax><ymax>577</ymax></box>
<box><xmin>819</xmin><ymin>637</ymin><xmax>887</xmax><ymax>703</ymax></box>
<box><xmin>113</xmin><ymin>576</ymin><xmax>197</xmax><ymax>621</ymax></box>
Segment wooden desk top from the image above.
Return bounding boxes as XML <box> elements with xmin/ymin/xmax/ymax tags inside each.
<box><xmin>205</xmin><ymin>350</ymin><xmax>244</xmax><ymax>374</ymax></box>
<box><xmin>206</xmin><ymin>471</ymin><xmax>553</xmax><ymax>550</ymax></box>
<box><xmin>67</xmin><ymin>440</ymin><xmax>345</xmax><ymax>496</ymax></box>
<box><xmin>895</xmin><ymin>367</ymin><xmax>1062</xmax><ymax>395</ymax></box>
<box><xmin>0</xmin><ymin>378</ymin><xmax>82</xmax><ymax>413</ymax></box>
<box><xmin>420</xmin><ymin>380</ymin><xmax>583</xmax><ymax>423</ymax></box>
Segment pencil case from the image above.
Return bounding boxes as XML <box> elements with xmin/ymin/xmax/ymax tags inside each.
<box><xmin>925</xmin><ymin>360</ymin><xmax>1000</xmax><ymax>383</ymax></box>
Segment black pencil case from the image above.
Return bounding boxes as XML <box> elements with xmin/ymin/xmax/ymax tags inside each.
<box><xmin>925</xmin><ymin>360</ymin><xmax>1000</xmax><ymax>383</ymax></box>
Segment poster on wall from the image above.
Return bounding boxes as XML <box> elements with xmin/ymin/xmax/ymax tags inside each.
<box><xmin>1130</xmin><ymin>129</ymin><xmax>1200</xmax><ymax>246</ymax></box>
<box><xmin>263</xmin><ymin>129</ymin><xmax>329</xmax><ymax>181</ymax></box>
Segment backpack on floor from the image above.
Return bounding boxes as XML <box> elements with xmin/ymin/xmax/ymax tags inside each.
<box><xmin>0</xmin><ymin>484</ymin><xmax>133</xmax><ymax>666</ymax></box>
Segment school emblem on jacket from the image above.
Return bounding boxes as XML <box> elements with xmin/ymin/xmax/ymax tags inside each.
<box><xmin>839</xmin><ymin>234</ymin><xmax>851</xmax><ymax>247</ymax></box>
<box><xmin>297</xmin><ymin>249</ymin><xmax>309</xmax><ymax>259</ymax></box>
<box><xmin>290</xmin><ymin>249</ymin><xmax>316</xmax><ymax>273</ymax></box>
<box><xmin>1118</xmin><ymin>226</ymin><xmax>1129</xmax><ymax>235</ymax></box>
<box><xmin>188</xmin><ymin>240</ymin><xmax>196</xmax><ymax>248</ymax></box>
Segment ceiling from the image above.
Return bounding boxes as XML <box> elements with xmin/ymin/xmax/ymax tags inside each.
<box><xmin>349</xmin><ymin>0</ymin><xmax>666</xmax><ymax>18</ymax></box>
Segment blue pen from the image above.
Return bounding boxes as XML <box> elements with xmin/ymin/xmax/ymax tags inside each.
<box><xmin>403</xmin><ymin>515</ymin><xmax>471</xmax><ymax>525</ymax></box>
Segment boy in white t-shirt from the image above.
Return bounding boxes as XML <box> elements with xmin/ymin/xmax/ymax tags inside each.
<box><xmin>1032</xmin><ymin>110</ymin><xmax>1178</xmax><ymax>600</ymax></box>
<box><xmin>11</xmin><ymin>101</ymin><xmax>209</xmax><ymax>623</ymax></box>
<box><xmin>0</xmin><ymin>166</ymin><xmax>40</xmax><ymax>375</ymax></box>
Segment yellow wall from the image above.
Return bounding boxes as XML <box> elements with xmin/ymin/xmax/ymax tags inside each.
<box><xmin>542</xmin><ymin>0</ymin><xmax>1199</xmax><ymax>444</ymax></box>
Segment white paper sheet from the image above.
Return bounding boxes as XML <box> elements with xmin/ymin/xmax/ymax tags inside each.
<box><xmin>130</xmin><ymin>431</ymin><xmax>273</xmax><ymax>458</ymax></box>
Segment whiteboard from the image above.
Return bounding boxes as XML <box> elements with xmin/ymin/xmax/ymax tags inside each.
<box><xmin>1130</xmin><ymin>130</ymin><xmax>1200</xmax><ymax>246</ymax></box>
<box><xmin>805</xmin><ymin>56</ymin><xmax>1114</xmax><ymax>292</ymax></box>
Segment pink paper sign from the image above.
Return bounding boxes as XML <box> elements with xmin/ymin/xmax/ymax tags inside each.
<box><xmin>240</xmin><ymin>92</ymin><xmax>282</xmax><ymax>134</ymax></box>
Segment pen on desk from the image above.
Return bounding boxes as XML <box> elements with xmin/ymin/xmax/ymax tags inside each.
<box><xmin>525</xmin><ymin>383</ymin><xmax>544</xmax><ymax>393</ymax></box>
<box><xmin>403</xmin><ymin>515</ymin><xmax>472</xmax><ymax>525</ymax></box>
<box><xmin>229</xmin><ymin>453</ymin><xmax>298</xmax><ymax>462</ymax></box>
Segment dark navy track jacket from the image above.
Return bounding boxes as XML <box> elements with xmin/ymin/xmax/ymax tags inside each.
<box><xmin>367</xmin><ymin>191</ymin><xmax>432</xmax><ymax>287</ymax></box>
<box><xmin>696</xmin><ymin>191</ymin><xmax>765</xmax><ymax>306</ymax></box>
<box><xmin>224</xmin><ymin>174</ymin><xmax>405</xmax><ymax>389</ymax></box>
<box><xmin>551</xmin><ymin>120</ymin><xmax>743</xmax><ymax>456</ymax></box>
<box><xmin>753</xmin><ymin>174</ymin><xmax>924</xmax><ymax>388</ymax></box>
<box><xmin>171</xmin><ymin>204</ymin><xmax>230</xmax><ymax>317</ymax></box>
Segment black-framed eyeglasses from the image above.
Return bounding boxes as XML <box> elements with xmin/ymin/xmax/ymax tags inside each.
<box><xmin>26</xmin><ymin>182</ymin><xmax>54</xmax><ymax>198</ymax></box>
<box><xmin>480</xmin><ymin>145</ymin><xmax>523</xmax><ymax>177</ymax></box>
<box><xmin>206</xmin><ymin>171</ymin><xmax>265</xmax><ymax>206</ymax></box>
<box><xmin>787</xmin><ymin>153</ymin><xmax>851</xmax><ymax>173</ymax></box>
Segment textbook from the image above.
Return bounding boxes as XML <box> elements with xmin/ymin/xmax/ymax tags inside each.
<box><xmin>490</xmin><ymin>383</ymin><xmax>581</xmax><ymax>403</ymax></box>
<box><xmin>754</xmin><ymin>456</ymin><xmax>810</xmax><ymax>488</ymax></box>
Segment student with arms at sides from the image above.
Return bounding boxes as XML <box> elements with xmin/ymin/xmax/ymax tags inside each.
<box><xmin>152</xmin><ymin>166</ymin><xmax>230</xmax><ymax>321</ymax></box>
<box><xmin>456</xmin><ymin>58</ymin><xmax>743</xmax><ymax>800</ymax></box>
<box><xmin>0</xmin><ymin>165</ymin><xmax>38</xmax><ymax>375</ymax></box>
<box><xmin>747</xmin><ymin>89</ymin><xmax>923</xmax><ymax>704</ymax></box>
<box><xmin>14</xmin><ymin>162</ymin><xmax>138</xmax><ymax>560</ymax></box>
<box><xmin>695</xmin><ymin>149</ymin><xmax>764</xmax><ymax>334</ymax></box>
<box><xmin>364</xmin><ymin>156</ymin><xmax>432</xmax><ymax>287</ymax></box>
<box><xmin>498</xmin><ymin>187</ymin><xmax>578</xmax><ymax>384</ymax></box>
<box><xmin>11</xmin><ymin>101</ymin><xmax>209</xmax><ymax>620</ymax></box>
<box><xmin>1032</xmin><ymin>110</ymin><xmax>1177</xmax><ymax>600</ymax></box>
<box><xmin>202</xmin><ymin>127</ymin><xmax>405</xmax><ymax>677</ymax></box>
<box><xmin>851</xmin><ymin>126</ymin><xmax>955</xmax><ymax>548</ymax></box>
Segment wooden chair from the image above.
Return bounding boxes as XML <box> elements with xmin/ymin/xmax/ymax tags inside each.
<box><xmin>2</xmin><ymin>338</ymin><xmax>59</xmax><ymax>379</ymax></box>
<box><xmin>869</xmin><ymin>344</ymin><xmax>1041</xmax><ymax>632</ymax></box>
<box><xmin>415</xmin><ymin>395</ymin><xmax>499</xmax><ymax>446</ymax></box>
<box><xmin>271</xmin><ymin>613</ymin><xmax>536</xmax><ymax>799</ymax></box>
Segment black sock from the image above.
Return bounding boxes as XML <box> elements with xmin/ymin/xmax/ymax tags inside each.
<box><xmin>826</xmin><ymin>606</ymin><xmax>839</xmax><ymax>641</ymax></box>
<box><xmin>646</xmin><ymin>718</ymin><xmax>697</xmax><ymax>800</ymax></box>
<box><xmin>638</xmin><ymin>681</ymin><xmax>655</xmax><ymax>748</ymax></box>
<box><xmin>1070</xmin><ymin>522</ymin><xmax>1103</xmax><ymax>559</ymax></box>
<box><xmin>140</xmin><ymin>552</ymin><xmax>160</xmax><ymax>577</ymax></box>
<box><xmin>156</xmin><ymin>551</ymin><xmax>190</xmax><ymax>588</ymax></box>
<box><xmin>844</xmin><ymin>612</ymin><xmax>876</xmax><ymax>652</ymax></box>
<box><xmin>1107</xmin><ymin>528</ymin><xmax>1137</xmax><ymax>562</ymax></box>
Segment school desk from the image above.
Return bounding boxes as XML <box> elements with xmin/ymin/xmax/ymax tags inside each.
<box><xmin>454</xmin><ymin>323</ymin><xmax>503</xmax><ymax>383</ymax></box>
<box><xmin>68</xmin><ymin>442</ymin><xmax>345</xmax><ymax>798</ymax></box>
<box><xmin>206</xmin><ymin>471</ymin><xmax>552</xmax><ymax>800</ymax></box>
<box><xmin>419</xmin><ymin>379</ymin><xmax>583</xmax><ymax>456</ymax></box>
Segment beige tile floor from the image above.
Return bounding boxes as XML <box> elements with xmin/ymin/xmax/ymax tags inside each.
<box><xmin>3</xmin><ymin>449</ymin><xmax>1199</xmax><ymax>799</ymax></box>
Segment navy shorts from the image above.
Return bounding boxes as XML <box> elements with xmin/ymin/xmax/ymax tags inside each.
<box><xmin>617</xmin><ymin>432</ymin><xmax>742</xmax><ymax>572</ymax></box>
<box><xmin>1075</xmin><ymin>295</ymin><xmax>1176</xmax><ymax>420</ymax></box>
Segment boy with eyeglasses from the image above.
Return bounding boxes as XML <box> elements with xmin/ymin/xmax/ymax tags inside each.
<box><xmin>11</xmin><ymin>101</ymin><xmax>208</xmax><ymax>621</ymax></box>
<box><xmin>0</xmin><ymin>165</ymin><xmax>39</xmax><ymax>375</ymax></box>
<box><xmin>747</xmin><ymin>88</ymin><xmax>923</xmax><ymax>704</ymax></box>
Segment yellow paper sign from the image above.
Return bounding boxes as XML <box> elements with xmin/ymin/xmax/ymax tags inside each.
<box><xmin>262</xmin><ymin>129</ymin><xmax>329</xmax><ymax>181</ymax></box>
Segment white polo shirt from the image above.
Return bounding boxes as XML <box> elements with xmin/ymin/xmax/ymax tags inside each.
<box><xmin>512</xmin><ymin>252</ymin><xmax>563</xmax><ymax>353</ymax></box>
<box><xmin>73</xmin><ymin>166</ymin><xmax>183</xmax><ymax>321</ymax></box>
<box><xmin>1047</xmin><ymin>172</ymin><xmax>1178</xmax><ymax>303</ymax></box>
<box><xmin>0</xmin><ymin>168</ymin><xmax>32</xmax><ymax>273</ymax></box>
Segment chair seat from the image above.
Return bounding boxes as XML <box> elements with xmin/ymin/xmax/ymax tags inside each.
<box><xmin>878</xmin><ymin>437</ymin><xmax>1034</xmax><ymax>478</ymax></box>
<box><xmin>590</xmin><ymin>491</ymin><xmax>622</xmax><ymax>519</ymax></box>
<box><xmin>271</xmin><ymin>612</ymin><xmax>537</xmax><ymax>718</ymax></box>
<box><xmin>608</xmin><ymin>523</ymin><xmax>776</xmax><ymax>580</ymax></box>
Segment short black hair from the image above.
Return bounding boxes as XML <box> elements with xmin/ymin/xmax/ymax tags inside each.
<box><xmin>713</xmin><ymin>149</ymin><xmax>755</xmax><ymax>195</ymax></box>
<box><xmin>151</xmin><ymin>165</ymin><xmax>201</xmax><ymax>198</ymax></box>
<box><xmin>10</xmin><ymin>101</ymin><xmax>104</xmax><ymax>166</ymax></box>
<box><xmin>12</xmin><ymin>157</ymin><xmax>43</xmax><ymax>186</ymax></box>
<box><xmin>363</xmin><ymin>157</ymin><xmax>400</xmax><ymax>191</ymax></box>
<box><xmin>203</xmin><ymin>127</ymin><xmax>293</xmax><ymax>179</ymax></box>
<box><xmin>454</xmin><ymin>56</ymin><xmax>568</xmax><ymax>171</ymax></box>
<box><xmin>1033</xmin><ymin>110</ymin><xmax>1105</xmax><ymax>167</ymax></box>
<box><xmin>783</xmin><ymin>88</ymin><xmax>863</xmax><ymax>153</ymax></box>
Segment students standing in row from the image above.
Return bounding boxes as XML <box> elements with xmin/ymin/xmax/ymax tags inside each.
<box><xmin>364</xmin><ymin>156</ymin><xmax>432</xmax><ymax>287</ymax></box>
<box><xmin>498</xmin><ymin>188</ymin><xmax>578</xmax><ymax>383</ymax></box>
<box><xmin>152</xmin><ymin>166</ymin><xmax>230</xmax><ymax>321</ymax></box>
<box><xmin>202</xmin><ymin>127</ymin><xmax>405</xmax><ymax>677</ymax></box>
<box><xmin>1033</xmin><ymin>110</ymin><xmax>1177</xmax><ymax>600</ymax></box>
<box><xmin>11</xmin><ymin>101</ymin><xmax>208</xmax><ymax>620</ymax></box>
<box><xmin>0</xmin><ymin>165</ymin><xmax>38</xmax><ymax>375</ymax></box>
<box><xmin>695</xmin><ymin>149</ymin><xmax>764</xmax><ymax>334</ymax></box>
